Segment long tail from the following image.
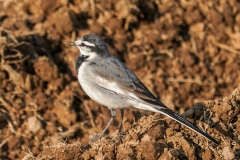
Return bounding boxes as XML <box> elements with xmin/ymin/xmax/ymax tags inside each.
<box><xmin>159</xmin><ymin>107</ymin><xmax>219</xmax><ymax>144</ymax></box>
<box><xmin>139</xmin><ymin>100</ymin><xmax>219</xmax><ymax>144</ymax></box>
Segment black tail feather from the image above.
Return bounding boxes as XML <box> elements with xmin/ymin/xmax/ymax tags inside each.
<box><xmin>160</xmin><ymin>108</ymin><xmax>219</xmax><ymax>145</ymax></box>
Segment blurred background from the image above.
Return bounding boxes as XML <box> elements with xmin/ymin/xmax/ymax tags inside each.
<box><xmin>0</xmin><ymin>0</ymin><xmax>240</xmax><ymax>159</ymax></box>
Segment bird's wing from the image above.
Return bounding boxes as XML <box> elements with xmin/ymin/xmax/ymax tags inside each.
<box><xmin>90</xmin><ymin>57</ymin><xmax>219</xmax><ymax>144</ymax></box>
<box><xmin>90</xmin><ymin>57</ymin><xmax>162</xmax><ymax>104</ymax></box>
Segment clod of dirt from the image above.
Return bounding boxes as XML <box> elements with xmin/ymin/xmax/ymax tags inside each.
<box><xmin>52</xmin><ymin>87</ymin><xmax>77</xmax><ymax>128</ymax></box>
<box><xmin>35</xmin><ymin>142</ymin><xmax>83</xmax><ymax>160</ymax></box>
<box><xmin>34</xmin><ymin>56</ymin><xmax>59</xmax><ymax>82</ymax></box>
<box><xmin>222</xmin><ymin>146</ymin><xmax>235</xmax><ymax>160</ymax></box>
<box><xmin>44</xmin><ymin>7</ymin><xmax>81</xmax><ymax>40</ymax></box>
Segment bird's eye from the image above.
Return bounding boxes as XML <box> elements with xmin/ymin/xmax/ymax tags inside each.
<box><xmin>80</xmin><ymin>43</ymin><xmax>86</xmax><ymax>47</ymax></box>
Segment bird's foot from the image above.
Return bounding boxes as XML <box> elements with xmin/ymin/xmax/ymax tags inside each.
<box><xmin>88</xmin><ymin>134</ymin><xmax>102</xmax><ymax>145</ymax></box>
<box><xmin>117</xmin><ymin>132</ymin><xmax>126</xmax><ymax>138</ymax></box>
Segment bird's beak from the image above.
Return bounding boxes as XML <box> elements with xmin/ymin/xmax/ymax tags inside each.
<box><xmin>66</xmin><ymin>42</ymin><xmax>76</xmax><ymax>46</ymax></box>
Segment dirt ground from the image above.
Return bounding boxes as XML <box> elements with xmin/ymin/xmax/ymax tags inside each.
<box><xmin>0</xmin><ymin>0</ymin><xmax>240</xmax><ymax>159</ymax></box>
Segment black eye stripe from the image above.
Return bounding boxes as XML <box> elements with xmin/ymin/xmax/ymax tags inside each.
<box><xmin>80</xmin><ymin>43</ymin><xmax>93</xmax><ymax>48</ymax></box>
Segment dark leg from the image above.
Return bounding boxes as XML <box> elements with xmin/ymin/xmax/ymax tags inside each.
<box><xmin>118</xmin><ymin>109</ymin><xmax>124</xmax><ymax>135</ymax></box>
<box><xmin>88</xmin><ymin>108</ymin><xmax>116</xmax><ymax>144</ymax></box>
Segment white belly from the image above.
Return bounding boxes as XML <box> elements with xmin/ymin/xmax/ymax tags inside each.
<box><xmin>77</xmin><ymin>63</ymin><xmax>131</xmax><ymax>109</ymax></box>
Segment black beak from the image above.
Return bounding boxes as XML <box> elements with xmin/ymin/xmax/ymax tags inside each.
<box><xmin>66</xmin><ymin>42</ymin><xmax>76</xmax><ymax>46</ymax></box>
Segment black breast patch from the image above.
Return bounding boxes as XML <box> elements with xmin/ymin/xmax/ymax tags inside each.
<box><xmin>76</xmin><ymin>55</ymin><xmax>89</xmax><ymax>73</ymax></box>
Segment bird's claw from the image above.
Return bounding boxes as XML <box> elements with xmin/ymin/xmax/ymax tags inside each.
<box><xmin>117</xmin><ymin>131</ymin><xmax>126</xmax><ymax>138</ymax></box>
<box><xmin>88</xmin><ymin>135</ymin><xmax>101</xmax><ymax>145</ymax></box>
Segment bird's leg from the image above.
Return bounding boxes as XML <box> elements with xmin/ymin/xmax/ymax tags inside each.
<box><xmin>88</xmin><ymin>108</ymin><xmax>116</xmax><ymax>144</ymax></box>
<box><xmin>99</xmin><ymin>108</ymin><xmax>116</xmax><ymax>138</ymax></box>
<box><xmin>117</xmin><ymin>109</ymin><xmax>125</xmax><ymax>135</ymax></box>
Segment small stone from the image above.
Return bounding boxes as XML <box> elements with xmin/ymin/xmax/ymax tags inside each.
<box><xmin>27</xmin><ymin>116</ymin><xmax>42</xmax><ymax>133</ymax></box>
<box><xmin>222</xmin><ymin>147</ymin><xmax>235</xmax><ymax>160</ymax></box>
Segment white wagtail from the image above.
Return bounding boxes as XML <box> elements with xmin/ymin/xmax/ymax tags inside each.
<box><xmin>67</xmin><ymin>34</ymin><xmax>219</xmax><ymax>145</ymax></box>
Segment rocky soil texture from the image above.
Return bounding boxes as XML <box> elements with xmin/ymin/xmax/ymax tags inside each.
<box><xmin>0</xmin><ymin>0</ymin><xmax>240</xmax><ymax>159</ymax></box>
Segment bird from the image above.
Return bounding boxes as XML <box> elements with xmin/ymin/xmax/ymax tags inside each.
<box><xmin>67</xmin><ymin>34</ymin><xmax>219</xmax><ymax>145</ymax></box>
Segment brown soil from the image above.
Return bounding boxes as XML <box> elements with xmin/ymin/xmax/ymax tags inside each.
<box><xmin>0</xmin><ymin>0</ymin><xmax>240</xmax><ymax>159</ymax></box>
